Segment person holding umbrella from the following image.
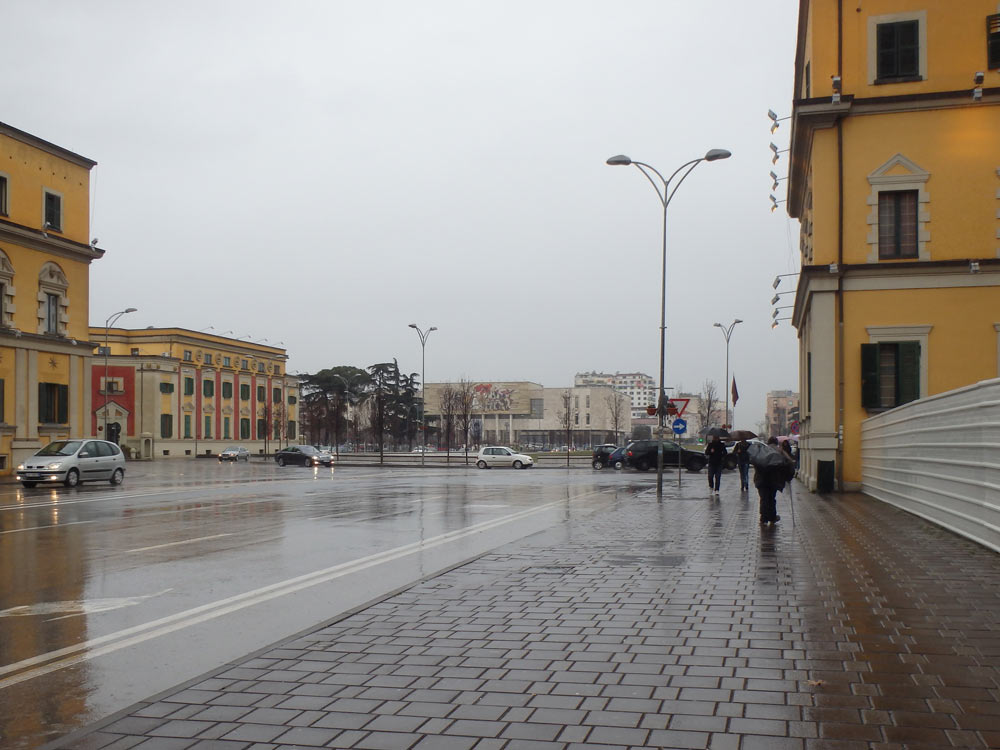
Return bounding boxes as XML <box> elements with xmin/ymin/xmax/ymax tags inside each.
<box><xmin>728</xmin><ymin>429</ymin><xmax>756</xmax><ymax>492</ymax></box>
<box><xmin>704</xmin><ymin>432</ymin><xmax>727</xmax><ymax>495</ymax></box>
<box><xmin>751</xmin><ymin>437</ymin><xmax>796</xmax><ymax>524</ymax></box>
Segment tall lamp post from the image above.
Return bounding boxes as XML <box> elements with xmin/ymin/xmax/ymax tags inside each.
<box><xmin>606</xmin><ymin>148</ymin><xmax>731</xmax><ymax>499</ymax></box>
<box><xmin>103</xmin><ymin>307</ymin><xmax>137</xmax><ymax>442</ymax></box>
<box><xmin>408</xmin><ymin>324</ymin><xmax>437</xmax><ymax>466</ymax></box>
<box><xmin>713</xmin><ymin>319</ymin><xmax>742</xmax><ymax>429</ymax></box>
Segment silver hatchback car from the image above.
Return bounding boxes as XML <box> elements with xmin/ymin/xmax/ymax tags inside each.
<box><xmin>16</xmin><ymin>439</ymin><xmax>126</xmax><ymax>488</ymax></box>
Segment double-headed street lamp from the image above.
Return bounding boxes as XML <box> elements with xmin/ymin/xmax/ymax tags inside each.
<box><xmin>606</xmin><ymin>148</ymin><xmax>731</xmax><ymax>499</ymax></box>
<box><xmin>408</xmin><ymin>324</ymin><xmax>437</xmax><ymax>465</ymax></box>
<box><xmin>713</xmin><ymin>319</ymin><xmax>742</xmax><ymax>429</ymax></box>
<box><xmin>103</xmin><ymin>307</ymin><xmax>137</xmax><ymax>442</ymax></box>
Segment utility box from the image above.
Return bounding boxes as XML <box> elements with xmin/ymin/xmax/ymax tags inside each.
<box><xmin>817</xmin><ymin>460</ymin><xmax>835</xmax><ymax>494</ymax></box>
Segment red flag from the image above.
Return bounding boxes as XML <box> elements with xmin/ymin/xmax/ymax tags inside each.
<box><xmin>731</xmin><ymin>377</ymin><xmax>739</xmax><ymax>406</ymax></box>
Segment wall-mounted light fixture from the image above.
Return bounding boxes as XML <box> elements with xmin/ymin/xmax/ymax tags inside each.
<box><xmin>772</xmin><ymin>272</ymin><xmax>799</xmax><ymax>290</ymax></box>
<box><xmin>970</xmin><ymin>260</ymin><xmax>981</xmax><ymax>273</ymax></box>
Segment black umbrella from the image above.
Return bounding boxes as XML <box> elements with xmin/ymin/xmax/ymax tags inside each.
<box><xmin>705</xmin><ymin>427</ymin><xmax>730</xmax><ymax>439</ymax></box>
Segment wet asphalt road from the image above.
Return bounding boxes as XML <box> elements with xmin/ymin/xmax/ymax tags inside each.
<box><xmin>0</xmin><ymin>459</ymin><xmax>649</xmax><ymax>749</ymax></box>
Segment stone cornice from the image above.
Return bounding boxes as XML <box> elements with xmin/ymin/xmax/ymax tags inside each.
<box><xmin>0</xmin><ymin>218</ymin><xmax>104</xmax><ymax>263</ymax></box>
<box><xmin>0</xmin><ymin>121</ymin><xmax>97</xmax><ymax>169</ymax></box>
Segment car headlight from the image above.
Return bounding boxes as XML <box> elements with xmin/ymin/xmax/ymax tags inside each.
<box><xmin>16</xmin><ymin>463</ymin><xmax>24</xmax><ymax>472</ymax></box>
<box><xmin>46</xmin><ymin>462</ymin><xmax>64</xmax><ymax>470</ymax></box>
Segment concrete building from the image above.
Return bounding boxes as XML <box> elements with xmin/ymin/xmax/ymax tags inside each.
<box><xmin>91</xmin><ymin>327</ymin><xmax>298</xmax><ymax>458</ymax></box>
<box><xmin>0</xmin><ymin>122</ymin><xmax>104</xmax><ymax>474</ymax></box>
<box><xmin>766</xmin><ymin>390</ymin><xmax>800</xmax><ymax>438</ymax></box>
<box><xmin>423</xmin><ymin>381</ymin><xmax>631</xmax><ymax>449</ymax></box>
<box><xmin>575</xmin><ymin>371</ymin><xmax>658</xmax><ymax>420</ymax></box>
<box><xmin>785</xmin><ymin>0</ymin><xmax>1000</xmax><ymax>490</ymax></box>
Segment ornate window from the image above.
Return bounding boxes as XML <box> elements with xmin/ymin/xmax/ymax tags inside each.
<box><xmin>37</xmin><ymin>262</ymin><xmax>69</xmax><ymax>336</ymax></box>
<box><xmin>866</xmin><ymin>154</ymin><xmax>930</xmax><ymax>262</ymax></box>
<box><xmin>0</xmin><ymin>249</ymin><xmax>14</xmax><ymax>328</ymax></box>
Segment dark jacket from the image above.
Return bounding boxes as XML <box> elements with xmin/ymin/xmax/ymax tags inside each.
<box><xmin>704</xmin><ymin>440</ymin><xmax>727</xmax><ymax>467</ymax></box>
<box><xmin>733</xmin><ymin>440</ymin><xmax>751</xmax><ymax>466</ymax></box>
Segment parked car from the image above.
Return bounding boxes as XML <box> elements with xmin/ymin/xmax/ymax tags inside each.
<box><xmin>476</xmin><ymin>446</ymin><xmax>534</xmax><ymax>469</ymax></box>
<box><xmin>624</xmin><ymin>440</ymin><xmax>706</xmax><ymax>472</ymax></box>
<box><xmin>218</xmin><ymin>446</ymin><xmax>250</xmax><ymax>462</ymax></box>
<box><xmin>16</xmin><ymin>439</ymin><xmax>126</xmax><ymax>488</ymax></box>
<box><xmin>591</xmin><ymin>444</ymin><xmax>623</xmax><ymax>470</ymax></box>
<box><xmin>274</xmin><ymin>444</ymin><xmax>332</xmax><ymax>467</ymax></box>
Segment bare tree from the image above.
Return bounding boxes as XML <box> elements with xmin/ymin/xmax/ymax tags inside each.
<box><xmin>438</xmin><ymin>383</ymin><xmax>459</xmax><ymax>463</ymax></box>
<box><xmin>604</xmin><ymin>389</ymin><xmax>627</xmax><ymax>445</ymax></box>
<box><xmin>455</xmin><ymin>378</ymin><xmax>476</xmax><ymax>465</ymax></box>
<box><xmin>558</xmin><ymin>390</ymin><xmax>575</xmax><ymax>466</ymax></box>
<box><xmin>697</xmin><ymin>379</ymin><xmax>720</xmax><ymax>435</ymax></box>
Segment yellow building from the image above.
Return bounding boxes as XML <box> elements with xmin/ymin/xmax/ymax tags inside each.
<box><xmin>786</xmin><ymin>1</ymin><xmax>1000</xmax><ymax>490</ymax></box>
<box><xmin>89</xmin><ymin>327</ymin><xmax>298</xmax><ymax>458</ymax></box>
<box><xmin>0</xmin><ymin>122</ymin><xmax>103</xmax><ymax>474</ymax></box>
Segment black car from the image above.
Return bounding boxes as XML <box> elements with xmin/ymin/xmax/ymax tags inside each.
<box><xmin>274</xmin><ymin>445</ymin><xmax>331</xmax><ymax>467</ymax></box>
<box><xmin>592</xmin><ymin>445</ymin><xmax>625</xmax><ymax>470</ymax></box>
<box><xmin>624</xmin><ymin>440</ymin><xmax>706</xmax><ymax>472</ymax></box>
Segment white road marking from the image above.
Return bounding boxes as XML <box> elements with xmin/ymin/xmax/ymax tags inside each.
<box><xmin>125</xmin><ymin>534</ymin><xmax>233</xmax><ymax>553</ymax></box>
<box><xmin>0</xmin><ymin>520</ymin><xmax>95</xmax><ymax>536</ymax></box>
<box><xmin>0</xmin><ymin>589</ymin><xmax>173</xmax><ymax>619</ymax></box>
<box><xmin>0</xmin><ymin>490</ymin><xmax>602</xmax><ymax>688</ymax></box>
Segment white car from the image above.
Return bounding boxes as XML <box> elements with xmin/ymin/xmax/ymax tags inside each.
<box><xmin>16</xmin><ymin>439</ymin><xmax>126</xmax><ymax>488</ymax></box>
<box><xmin>476</xmin><ymin>446</ymin><xmax>534</xmax><ymax>469</ymax></box>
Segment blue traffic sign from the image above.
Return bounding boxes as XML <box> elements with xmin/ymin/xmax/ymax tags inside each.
<box><xmin>672</xmin><ymin>418</ymin><xmax>687</xmax><ymax>435</ymax></box>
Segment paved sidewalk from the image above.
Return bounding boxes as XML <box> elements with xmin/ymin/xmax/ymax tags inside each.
<box><xmin>50</xmin><ymin>480</ymin><xmax>1000</xmax><ymax>750</ymax></box>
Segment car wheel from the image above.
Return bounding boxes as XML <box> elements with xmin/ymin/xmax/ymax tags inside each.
<box><xmin>476</xmin><ymin>460</ymin><xmax>488</xmax><ymax>469</ymax></box>
<box><xmin>277</xmin><ymin>457</ymin><xmax>285</xmax><ymax>467</ymax></box>
<box><xmin>592</xmin><ymin>460</ymin><xmax>604</xmax><ymax>470</ymax></box>
<box><xmin>636</xmin><ymin>459</ymin><xmax>650</xmax><ymax>472</ymax></box>
<box><xmin>513</xmin><ymin>460</ymin><xmax>523</xmax><ymax>469</ymax></box>
<box><xmin>109</xmin><ymin>468</ymin><xmax>124</xmax><ymax>485</ymax></box>
<box><xmin>685</xmin><ymin>457</ymin><xmax>706</xmax><ymax>472</ymax></box>
<box><xmin>64</xmin><ymin>468</ymin><xmax>80</xmax><ymax>488</ymax></box>
<box><xmin>613</xmin><ymin>460</ymin><xmax>624</xmax><ymax>470</ymax></box>
<box><xmin>21</xmin><ymin>482</ymin><xmax>37</xmax><ymax>488</ymax></box>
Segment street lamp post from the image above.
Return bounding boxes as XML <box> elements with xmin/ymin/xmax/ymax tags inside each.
<box><xmin>103</xmin><ymin>307</ymin><xmax>137</xmax><ymax>442</ymax></box>
<box><xmin>713</xmin><ymin>319</ymin><xmax>743</xmax><ymax>429</ymax></box>
<box><xmin>606</xmin><ymin>149</ymin><xmax>731</xmax><ymax>499</ymax></box>
<box><xmin>408</xmin><ymin>324</ymin><xmax>437</xmax><ymax>466</ymax></box>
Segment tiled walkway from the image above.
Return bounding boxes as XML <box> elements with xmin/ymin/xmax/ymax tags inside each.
<box><xmin>51</xmin><ymin>481</ymin><xmax>1000</xmax><ymax>750</ymax></box>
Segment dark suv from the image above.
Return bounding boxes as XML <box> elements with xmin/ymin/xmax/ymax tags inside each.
<box><xmin>624</xmin><ymin>440</ymin><xmax>706</xmax><ymax>472</ymax></box>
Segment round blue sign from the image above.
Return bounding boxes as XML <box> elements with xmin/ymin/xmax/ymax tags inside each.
<box><xmin>672</xmin><ymin>418</ymin><xmax>687</xmax><ymax>435</ymax></box>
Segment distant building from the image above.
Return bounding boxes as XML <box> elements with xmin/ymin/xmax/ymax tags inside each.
<box><xmin>423</xmin><ymin>381</ymin><xmax>631</xmax><ymax>448</ymax></box>
<box><xmin>766</xmin><ymin>390</ymin><xmax>799</xmax><ymax>438</ymax></box>
<box><xmin>90</xmin><ymin>327</ymin><xmax>299</xmax><ymax>459</ymax></box>
<box><xmin>0</xmin><ymin>121</ymin><xmax>104</xmax><ymax>474</ymax></box>
<box><xmin>575</xmin><ymin>371</ymin><xmax>657</xmax><ymax>420</ymax></box>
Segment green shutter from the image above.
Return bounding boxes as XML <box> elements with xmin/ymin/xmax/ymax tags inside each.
<box><xmin>38</xmin><ymin>383</ymin><xmax>48</xmax><ymax>422</ymax></box>
<box><xmin>861</xmin><ymin>343</ymin><xmax>880</xmax><ymax>409</ymax></box>
<box><xmin>897</xmin><ymin>341</ymin><xmax>920</xmax><ymax>405</ymax></box>
<box><xmin>57</xmin><ymin>385</ymin><xmax>68</xmax><ymax>423</ymax></box>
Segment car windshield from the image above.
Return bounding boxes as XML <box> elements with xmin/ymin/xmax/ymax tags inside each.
<box><xmin>36</xmin><ymin>441</ymin><xmax>83</xmax><ymax>457</ymax></box>
<box><xmin>299</xmin><ymin>446</ymin><xmax>318</xmax><ymax>455</ymax></box>
<box><xmin>224</xmin><ymin>446</ymin><xmax>240</xmax><ymax>452</ymax></box>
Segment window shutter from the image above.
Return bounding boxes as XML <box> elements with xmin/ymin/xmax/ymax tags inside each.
<box><xmin>57</xmin><ymin>385</ymin><xmax>68</xmax><ymax>423</ymax></box>
<box><xmin>861</xmin><ymin>343</ymin><xmax>880</xmax><ymax>409</ymax></box>
<box><xmin>897</xmin><ymin>341</ymin><xmax>921</xmax><ymax>405</ymax></box>
<box><xmin>38</xmin><ymin>383</ymin><xmax>48</xmax><ymax>422</ymax></box>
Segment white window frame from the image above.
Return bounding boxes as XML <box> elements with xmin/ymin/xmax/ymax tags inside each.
<box><xmin>0</xmin><ymin>249</ymin><xmax>14</xmax><ymax>328</ymax></box>
<box><xmin>867</xmin><ymin>10</ymin><xmax>927</xmax><ymax>84</ymax></box>
<box><xmin>36</xmin><ymin>261</ymin><xmax>69</xmax><ymax>336</ymax></box>
<box><xmin>866</xmin><ymin>154</ymin><xmax>931</xmax><ymax>262</ymax></box>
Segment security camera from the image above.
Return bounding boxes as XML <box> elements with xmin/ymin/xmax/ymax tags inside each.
<box><xmin>974</xmin><ymin>71</ymin><xmax>985</xmax><ymax>85</ymax></box>
<box><xmin>90</xmin><ymin>238</ymin><xmax>99</xmax><ymax>246</ymax></box>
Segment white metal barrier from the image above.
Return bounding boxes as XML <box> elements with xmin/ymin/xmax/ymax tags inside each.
<box><xmin>861</xmin><ymin>377</ymin><xmax>1000</xmax><ymax>553</ymax></box>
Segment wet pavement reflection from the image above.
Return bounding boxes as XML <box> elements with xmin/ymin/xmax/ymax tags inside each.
<box><xmin>0</xmin><ymin>460</ymin><xmax>643</xmax><ymax>748</ymax></box>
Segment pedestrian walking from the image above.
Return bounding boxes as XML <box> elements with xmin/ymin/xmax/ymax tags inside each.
<box><xmin>733</xmin><ymin>438</ymin><xmax>751</xmax><ymax>492</ymax></box>
<box><xmin>752</xmin><ymin>437</ymin><xmax>795</xmax><ymax>524</ymax></box>
<box><xmin>704</xmin><ymin>434</ymin><xmax>727</xmax><ymax>495</ymax></box>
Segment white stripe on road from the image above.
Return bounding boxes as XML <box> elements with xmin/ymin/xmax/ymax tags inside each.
<box><xmin>0</xmin><ymin>491</ymin><xmax>601</xmax><ymax>688</ymax></box>
<box><xmin>125</xmin><ymin>534</ymin><xmax>233</xmax><ymax>553</ymax></box>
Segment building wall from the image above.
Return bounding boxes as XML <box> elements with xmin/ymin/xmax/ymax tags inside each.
<box><xmin>788</xmin><ymin>0</ymin><xmax>1000</xmax><ymax>489</ymax></box>
<box><xmin>0</xmin><ymin>122</ymin><xmax>102</xmax><ymax>473</ymax></box>
<box><xmin>89</xmin><ymin>328</ymin><xmax>298</xmax><ymax>458</ymax></box>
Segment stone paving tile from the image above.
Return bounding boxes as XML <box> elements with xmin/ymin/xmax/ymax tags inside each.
<box><xmin>50</xmin><ymin>486</ymin><xmax>1000</xmax><ymax>750</ymax></box>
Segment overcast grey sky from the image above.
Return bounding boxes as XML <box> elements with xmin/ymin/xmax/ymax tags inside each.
<box><xmin>5</xmin><ymin>0</ymin><xmax>801</xmax><ymax>427</ymax></box>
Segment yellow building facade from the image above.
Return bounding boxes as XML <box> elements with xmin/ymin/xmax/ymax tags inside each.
<box><xmin>787</xmin><ymin>1</ymin><xmax>1000</xmax><ymax>490</ymax></box>
<box><xmin>90</xmin><ymin>327</ymin><xmax>299</xmax><ymax>458</ymax></box>
<box><xmin>0</xmin><ymin>122</ymin><xmax>103</xmax><ymax>474</ymax></box>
